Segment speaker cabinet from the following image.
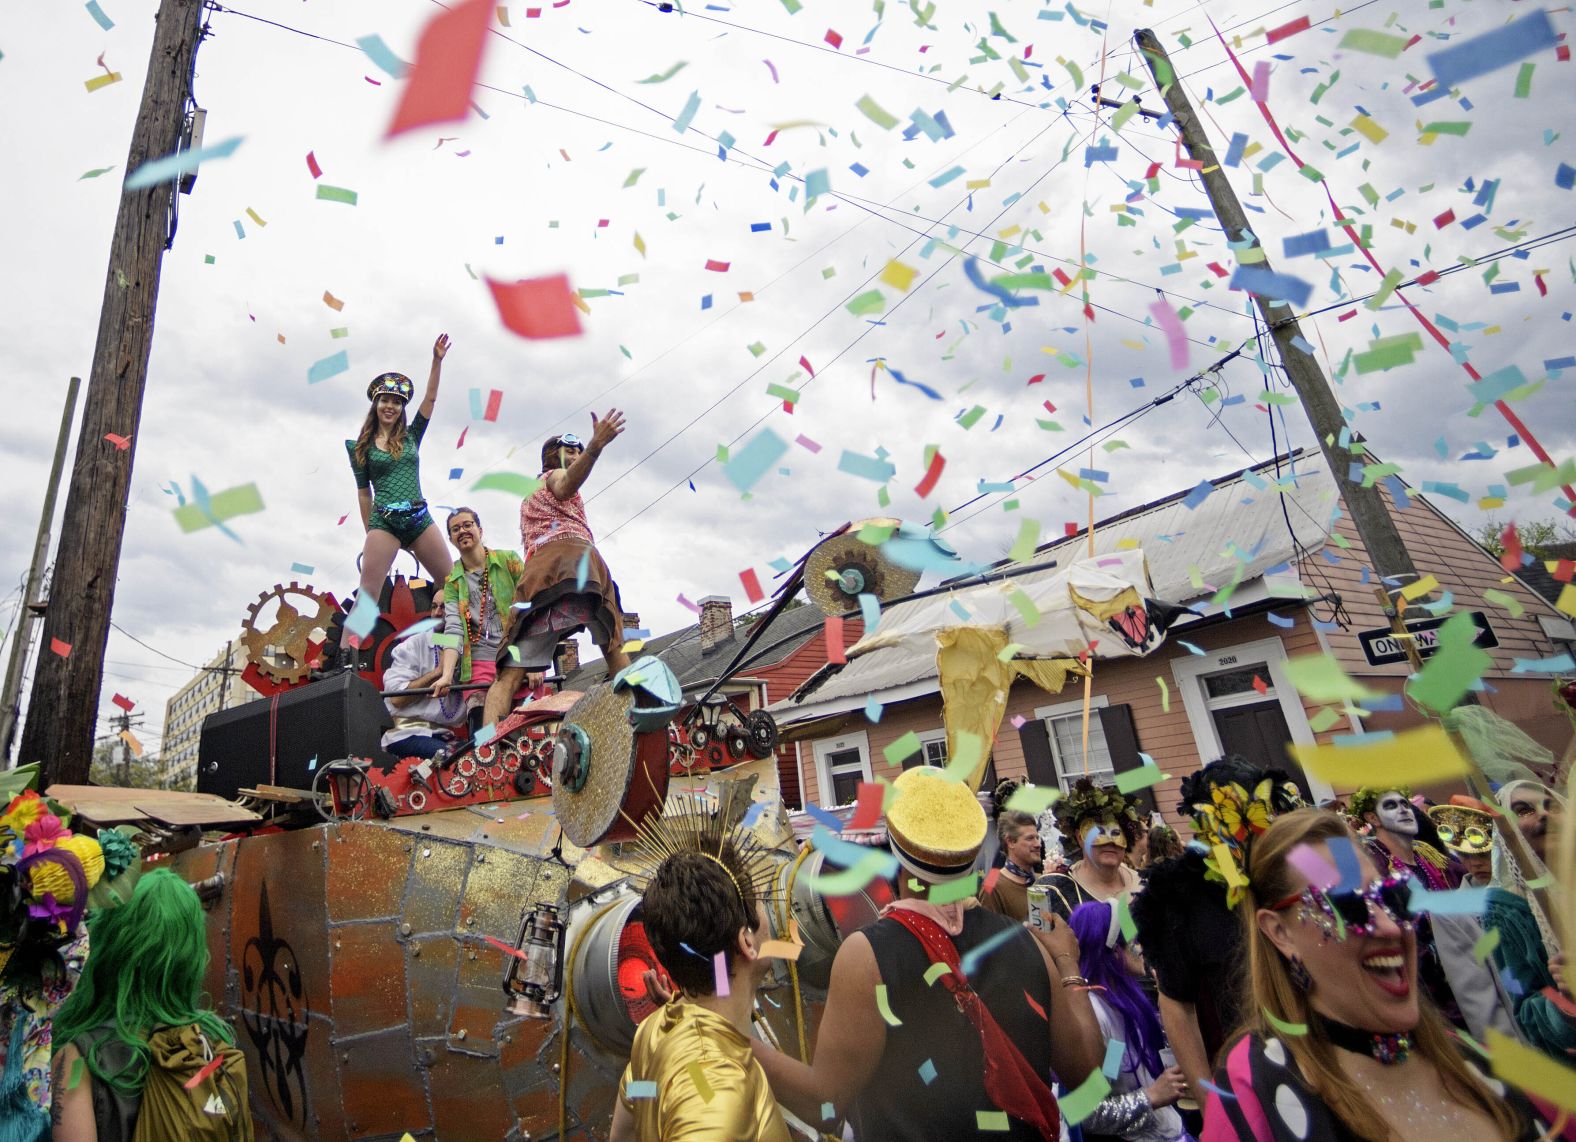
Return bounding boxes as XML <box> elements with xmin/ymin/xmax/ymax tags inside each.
<box><xmin>198</xmin><ymin>672</ymin><xmax>394</xmax><ymax>799</ymax></box>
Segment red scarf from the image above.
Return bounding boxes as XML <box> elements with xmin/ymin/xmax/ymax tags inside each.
<box><xmin>886</xmin><ymin>910</ymin><xmax>1061</xmax><ymax>1141</ymax></box>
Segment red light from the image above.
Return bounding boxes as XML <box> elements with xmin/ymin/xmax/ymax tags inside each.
<box><xmin>616</xmin><ymin>920</ymin><xmax>663</xmax><ymax>1027</ymax></box>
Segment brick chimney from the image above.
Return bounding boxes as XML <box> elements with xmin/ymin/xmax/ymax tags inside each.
<box><xmin>553</xmin><ymin>638</ymin><xmax>580</xmax><ymax>677</ymax></box>
<box><xmin>698</xmin><ymin>596</ymin><xmax>734</xmax><ymax>653</ymax></box>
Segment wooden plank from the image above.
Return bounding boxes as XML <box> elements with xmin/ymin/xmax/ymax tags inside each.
<box><xmin>133</xmin><ymin>800</ymin><xmax>261</xmax><ymax>825</ymax></box>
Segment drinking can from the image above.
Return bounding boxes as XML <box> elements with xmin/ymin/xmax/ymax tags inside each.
<box><xmin>1027</xmin><ymin>885</ymin><xmax>1050</xmax><ymax>930</ymax></box>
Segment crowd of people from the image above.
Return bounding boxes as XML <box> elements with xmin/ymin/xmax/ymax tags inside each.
<box><xmin>623</xmin><ymin>757</ymin><xmax>1572</xmax><ymax>1142</ymax></box>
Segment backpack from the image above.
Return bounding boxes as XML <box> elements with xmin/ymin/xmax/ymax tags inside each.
<box><xmin>132</xmin><ymin>1025</ymin><xmax>252</xmax><ymax>1142</ymax></box>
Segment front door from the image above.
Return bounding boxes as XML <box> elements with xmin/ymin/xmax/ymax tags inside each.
<box><xmin>1203</xmin><ymin>666</ymin><xmax>1312</xmax><ymax>799</ymax></box>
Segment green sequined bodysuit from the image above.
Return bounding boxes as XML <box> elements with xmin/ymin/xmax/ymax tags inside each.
<box><xmin>348</xmin><ymin>412</ymin><xmax>432</xmax><ymax>544</ymax></box>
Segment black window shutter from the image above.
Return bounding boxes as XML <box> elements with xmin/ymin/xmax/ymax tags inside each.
<box><xmin>1018</xmin><ymin>718</ymin><xmax>1059</xmax><ymax>788</ymax></box>
<box><xmin>1099</xmin><ymin>703</ymin><xmax>1155</xmax><ymax>815</ymax></box>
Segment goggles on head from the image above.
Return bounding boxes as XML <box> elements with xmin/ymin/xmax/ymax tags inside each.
<box><xmin>1272</xmin><ymin>874</ymin><xmax>1413</xmax><ymax>941</ymax></box>
<box><xmin>367</xmin><ymin>373</ymin><xmax>414</xmax><ymax>403</ymax></box>
<box><xmin>553</xmin><ymin>433</ymin><xmax>584</xmax><ymax>450</ymax></box>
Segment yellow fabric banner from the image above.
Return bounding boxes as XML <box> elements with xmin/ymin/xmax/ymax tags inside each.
<box><xmin>936</xmin><ymin>627</ymin><xmax>1086</xmax><ymax>790</ymax></box>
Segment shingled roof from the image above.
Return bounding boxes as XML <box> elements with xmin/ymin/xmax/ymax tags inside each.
<box><xmin>564</xmin><ymin>600</ymin><xmax>827</xmax><ymax>696</ymax></box>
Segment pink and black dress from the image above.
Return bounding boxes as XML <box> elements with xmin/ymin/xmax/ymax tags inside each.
<box><xmin>499</xmin><ymin>477</ymin><xmax>624</xmax><ymax>671</ymax></box>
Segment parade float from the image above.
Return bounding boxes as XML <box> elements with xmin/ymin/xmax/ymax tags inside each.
<box><xmin>42</xmin><ymin>519</ymin><xmax>1187</xmax><ymax>1141</ymax></box>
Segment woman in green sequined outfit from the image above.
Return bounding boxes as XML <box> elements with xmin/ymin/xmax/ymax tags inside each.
<box><xmin>347</xmin><ymin>334</ymin><xmax>455</xmax><ymax>602</ymax></box>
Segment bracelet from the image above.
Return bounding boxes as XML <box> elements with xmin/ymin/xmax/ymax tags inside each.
<box><xmin>1060</xmin><ymin>974</ymin><xmax>1091</xmax><ymax>988</ymax></box>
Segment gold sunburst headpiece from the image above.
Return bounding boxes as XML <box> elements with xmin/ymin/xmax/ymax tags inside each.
<box><xmin>624</xmin><ymin>792</ymin><xmax>780</xmax><ymax>917</ymax></box>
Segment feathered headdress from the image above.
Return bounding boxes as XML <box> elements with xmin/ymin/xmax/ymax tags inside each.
<box><xmin>1181</xmin><ymin>760</ymin><xmax>1303</xmax><ymax>906</ymax></box>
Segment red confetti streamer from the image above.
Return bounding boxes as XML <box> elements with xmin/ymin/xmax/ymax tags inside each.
<box><xmin>386</xmin><ymin>0</ymin><xmax>493</xmax><ymax>139</ymax></box>
<box><xmin>484</xmin><ymin>274</ymin><xmax>583</xmax><ymax>339</ymax></box>
<box><xmin>704</xmin><ymin>259</ymin><xmax>730</xmax><ymax>272</ymax></box>
<box><xmin>799</xmin><ymin>355</ymin><xmax>815</xmax><ymax>377</ymax></box>
<box><xmin>103</xmin><ymin>433</ymin><xmax>131</xmax><ymax>450</ymax></box>
<box><xmin>982</xmin><ymin>868</ymin><xmax>1001</xmax><ymax>896</ymax></box>
<box><xmin>456</xmin><ymin>426</ymin><xmax>469</xmax><ymax>449</ymax></box>
<box><xmin>1433</xmin><ymin>209</ymin><xmax>1455</xmax><ymax>228</ymax></box>
<box><xmin>483</xmin><ymin>389</ymin><xmax>503</xmax><ymax>422</ymax></box>
<box><xmin>739</xmin><ymin>568</ymin><xmax>764</xmax><ymax>603</ymax></box>
<box><xmin>1265</xmin><ymin>15</ymin><xmax>1310</xmax><ymax>43</ymax></box>
<box><xmin>112</xmin><ymin>693</ymin><xmax>136</xmax><ymax>711</ymax></box>
<box><xmin>763</xmin><ymin>130</ymin><xmax>779</xmax><ymax>146</ymax></box>
<box><xmin>1024</xmin><ymin>989</ymin><xmax>1048</xmax><ymax>1022</ymax></box>
<box><xmin>182</xmin><ymin>1053</ymin><xmax>225</xmax><ymax>1091</ymax></box>
<box><xmin>306</xmin><ymin>151</ymin><xmax>322</xmax><ymax>179</ymax></box>
<box><xmin>824</xmin><ymin>29</ymin><xmax>843</xmax><ymax>48</ymax></box>
<box><xmin>50</xmin><ymin>638</ymin><xmax>71</xmax><ymax>658</ymax></box>
<box><xmin>825</xmin><ymin>616</ymin><xmax>846</xmax><ymax>665</ymax></box>
<box><xmin>1026</xmin><ymin>373</ymin><xmax>1045</xmax><ymax>385</ymax></box>
<box><xmin>850</xmin><ymin>781</ymin><xmax>884</xmax><ymax>830</ymax></box>
<box><xmin>914</xmin><ymin>451</ymin><xmax>945</xmax><ymax>498</ymax></box>
<box><xmin>1500</xmin><ymin>523</ymin><xmax>1524</xmax><ymax>572</ymax></box>
<box><xmin>1252</xmin><ymin>675</ymin><xmax>1269</xmax><ymax>695</ymax></box>
<box><xmin>484</xmin><ymin>934</ymin><xmax>529</xmax><ymax>959</ymax></box>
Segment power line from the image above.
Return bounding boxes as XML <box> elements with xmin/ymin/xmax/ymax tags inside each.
<box><xmin>593</xmin><ymin>108</ymin><xmax>1121</xmax><ymax>539</ymax></box>
<box><xmin>628</xmin><ymin>0</ymin><xmax>1057</xmax><ymax>112</ymax></box>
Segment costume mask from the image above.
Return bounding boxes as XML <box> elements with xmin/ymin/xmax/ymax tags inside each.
<box><xmin>1374</xmin><ymin>792</ymin><xmax>1417</xmax><ymax>837</ymax></box>
<box><xmin>1082</xmin><ymin>817</ymin><xmax>1128</xmax><ymax>851</ymax></box>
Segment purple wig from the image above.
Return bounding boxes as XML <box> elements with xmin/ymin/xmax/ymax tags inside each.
<box><xmin>1069</xmin><ymin>899</ymin><xmax>1165</xmax><ymax>1077</ymax></box>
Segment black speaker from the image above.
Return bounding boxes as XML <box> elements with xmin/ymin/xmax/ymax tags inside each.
<box><xmin>197</xmin><ymin>672</ymin><xmax>394</xmax><ymax>799</ymax></box>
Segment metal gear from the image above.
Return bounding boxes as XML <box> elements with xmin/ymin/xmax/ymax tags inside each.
<box><xmin>241</xmin><ymin>581</ymin><xmax>338</xmax><ymax>685</ymax></box>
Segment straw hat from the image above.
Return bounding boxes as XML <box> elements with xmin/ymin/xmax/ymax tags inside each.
<box><xmin>885</xmin><ymin>766</ymin><xmax>986</xmax><ymax>881</ymax></box>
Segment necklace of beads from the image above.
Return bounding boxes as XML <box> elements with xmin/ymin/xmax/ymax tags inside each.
<box><xmin>461</xmin><ymin>551</ymin><xmax>492</xmax><ymax>650</ymax></box>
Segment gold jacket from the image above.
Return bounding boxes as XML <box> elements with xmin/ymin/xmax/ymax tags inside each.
<box><xmin>618</xmin><ymin>999</ymin><xmax>791</xmax><ymax>1141</ymax></box>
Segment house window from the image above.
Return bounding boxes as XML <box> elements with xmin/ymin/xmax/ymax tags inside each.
<box><xmin>1034</xmin><ymin>696</ymin><xmax>1114</xmax><ymax>791</ymax></box>
<box><xmin>905</xmin><ymin>729</ymin><xmax>948</xmax><ymax>770</ymax></box>
<box><xmin>1047</xmin><ymin>713</ymin><xmax>1115</xmax><ymax>790</ymax></box>
<box><xmin>812</xmin><ymin>732</ymin><xmax>872</xmax><ymax>807</ymax></box>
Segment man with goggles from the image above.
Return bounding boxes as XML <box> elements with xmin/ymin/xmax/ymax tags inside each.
<box><xmin>482</xmin><ymin>410</ymin><xmax>630</xmax><ymax>728</ymax></box>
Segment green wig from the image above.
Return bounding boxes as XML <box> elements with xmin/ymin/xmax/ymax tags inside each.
<box><xmin>51</xmin><ymin>868</ymin><xmax>232</xmax><ymax>1095</ymax></box>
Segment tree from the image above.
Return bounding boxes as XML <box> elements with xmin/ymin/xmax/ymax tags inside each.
<box><xmin>1473</xmin><ymin>518</ymin><xmax>1576</xmax><ymax>560</ymax></box>
<box><xmin>89</xmin><ymin>738</ymin><xmax>165</xmax><ymax>789</ymax></box>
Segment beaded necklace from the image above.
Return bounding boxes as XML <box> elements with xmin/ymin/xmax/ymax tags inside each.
<box><xmin>460</xmin><ymin>550</ymin><xmax>493</xmax><ymax>649</ymax></box>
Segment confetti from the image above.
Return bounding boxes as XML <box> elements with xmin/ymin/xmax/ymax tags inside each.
<box><xmin>386</xmin><ymin>0</ymin><xmax>493</xmax><ymax>138</ymax></box>
<box><xmin>485</xmin><ymin>274</ymin><xmax>583</xmax><ymax>339</ymax></box>
<box><xmin>124</xmin><ymin>136</ymin><xmax>244</xmax><ymax>190</ymax></box>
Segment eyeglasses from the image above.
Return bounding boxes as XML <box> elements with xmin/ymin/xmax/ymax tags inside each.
<box><xmin>1271</xmin><ymin>874</ymin><xmax>1414</xmax><ymax>940</ymax></box>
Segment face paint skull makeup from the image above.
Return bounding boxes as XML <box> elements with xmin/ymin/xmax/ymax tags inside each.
<box><xmin>1374</xmin><ymin>792</ymin><xmax>1417</xmax><ymax>838</ymax></box>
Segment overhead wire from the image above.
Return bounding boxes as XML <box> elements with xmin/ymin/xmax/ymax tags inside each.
<box><xmin>592</xmin><ymin>109</ymin><xmax>1120</xmax><ymax>539</ymax></box>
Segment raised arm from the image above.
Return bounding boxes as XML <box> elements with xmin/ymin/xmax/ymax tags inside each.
<box><xmin>752</xmin><ymin>931</ymin><xmax>885</xmax><ymax>1123</ymax></box>
<box><xmin>547</xmin><ymin>409</ymin><xmax>625</xmax><ymax>501</ymax></box>
<box><xmin>417</xmin><ymin>333</ymin><xmax>450</xmax><ymax>421</ymax></box>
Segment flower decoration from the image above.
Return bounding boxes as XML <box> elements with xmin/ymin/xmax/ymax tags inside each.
<box><xmin>1052</xmin><ymin>778</ymin><xmax>1146</xmax><ymax>859</ymax></box>
<box><xmin>23</xmin><ymin>812</ymin><xmax>69</xmax><ymax>853</ymax></box>
<box><xmin>1347</xmin><ymin>786</ymin><xmax>1412</xmax><ymax>824</ymax></box>
<box><xmin>1189</xmin><ymin>778</ymin><xmax>1288</xmax><ymax>906</ymax></box>
<box><xmin>96</xmin><ymin>828</ymin><xmax>138</xmax><ymax>882</ymax></box>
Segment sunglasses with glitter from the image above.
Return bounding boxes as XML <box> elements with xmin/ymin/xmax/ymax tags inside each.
<box><xmin>1271</xmin><ymin>874</ymin><xmax>1414</xmax><ymax>941</ymax></box>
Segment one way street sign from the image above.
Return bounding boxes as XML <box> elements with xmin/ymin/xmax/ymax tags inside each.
<box><xmin>1357</xmin><ymin>610</ymin><xmax>1499</xmax><ymax>668</ymax></box>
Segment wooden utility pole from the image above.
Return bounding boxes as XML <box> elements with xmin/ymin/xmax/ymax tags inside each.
<box><xmin>19</xmin><ymin>0</ymin><xmax>206</xmax><ymax>785</ymax></box>
<box><xmin>1133</xmin><ymin>31</ymin><xmax>1560</xmax><ymax>931</ymax></box>
<box><xmin>1134</xmin><ymin>29</ymin><xmax>1420</xmax><ymax>588</ymax></box>
<box><xmin>1</xmin><ymin>378</ymin><xmax>81</xmax><ymax>764</ymax></box>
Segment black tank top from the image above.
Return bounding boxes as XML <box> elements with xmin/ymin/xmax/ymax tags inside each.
<box><xmin>854</xmin><ymin>908</ymin><xmax>1055</xmax><ymax>1141</ymax></box>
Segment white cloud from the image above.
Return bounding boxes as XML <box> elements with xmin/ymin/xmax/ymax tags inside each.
<box><xmin>2</xmin><ymin>0</ymin><xmax>1571</xmax><ymax>752</ymax></box>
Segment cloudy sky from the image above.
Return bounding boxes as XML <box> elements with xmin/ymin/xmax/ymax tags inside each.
<box><xmin>2</xmin><ymin>0</ymin><xmax>1572</xmax><ymax>759</ymax></box>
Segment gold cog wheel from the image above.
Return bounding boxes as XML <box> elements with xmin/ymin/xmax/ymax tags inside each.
<box><xmin>241</xmin><ymin>581</ymin><xmax>338</xmax><ymax>684</ymax></box>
